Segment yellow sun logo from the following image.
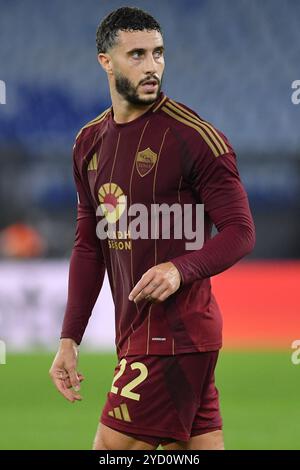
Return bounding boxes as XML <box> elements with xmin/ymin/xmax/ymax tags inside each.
<box><xmin>98</xmin><ymin>183</ymin><xmax>126</xmax><ymax>223</ymax></box>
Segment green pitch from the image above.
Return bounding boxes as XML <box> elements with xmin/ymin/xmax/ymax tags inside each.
<box><xmin>0</xmin><ymin>351</ymin><xmax>299</xmax><ymax>450</ymax></box>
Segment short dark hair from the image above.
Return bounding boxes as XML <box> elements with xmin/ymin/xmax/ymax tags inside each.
<box><xmin>96</xmin><ymin>6</ymin><xmax>162</xmax><ymax>54</ymax></box>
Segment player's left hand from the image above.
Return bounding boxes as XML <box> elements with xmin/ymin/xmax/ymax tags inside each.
<box><xmin>128</xmin><ymin>262</ymin><xmax>182</xmax><ymax>304</ymax></box>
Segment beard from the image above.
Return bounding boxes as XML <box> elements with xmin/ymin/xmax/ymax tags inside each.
<box><xmin>115</xmin><ymin>71</ymin><xmax>162</xmax><ymax>106</ymax></box>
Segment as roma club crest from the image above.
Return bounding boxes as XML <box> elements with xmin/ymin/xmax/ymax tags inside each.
<box><xmin>136</xmin><ymin>147</ymin><xmax>157</xmax><ymax>177</ymax></box>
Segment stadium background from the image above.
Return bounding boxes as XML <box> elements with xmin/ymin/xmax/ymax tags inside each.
<box><xmin>0</xmin><ymin>0</ymin><xmax>300</xmax><ymax>450</ymax></box>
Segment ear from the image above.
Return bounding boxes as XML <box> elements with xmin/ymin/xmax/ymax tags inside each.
<box><xmin>98</xmin><ymin>53</ymin><xmax>113</xmax><ymax>75</ymax></box>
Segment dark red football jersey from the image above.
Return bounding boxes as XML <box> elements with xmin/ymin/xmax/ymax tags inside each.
<box><xmin>61</xmin><ymin>91</ymin><xmax>255</xmax><ymax>358</ymax></box>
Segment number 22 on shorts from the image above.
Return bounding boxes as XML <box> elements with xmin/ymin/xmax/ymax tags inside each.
<box><xmin>110</xmin><ymin>358</ymin><xmax>148</xmax><ymax>401</ymax></box>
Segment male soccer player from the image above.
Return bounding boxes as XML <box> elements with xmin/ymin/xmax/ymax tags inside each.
<box><xmin>49</xmin><ymin>7</ymin><xmax>255</xmax><ymax>450</ymax></box>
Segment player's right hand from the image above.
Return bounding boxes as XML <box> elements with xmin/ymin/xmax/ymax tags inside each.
<box><xmin>49</xmin><ymin>338</ymin><xmax>84</xmax><ymax>403</ymax></box>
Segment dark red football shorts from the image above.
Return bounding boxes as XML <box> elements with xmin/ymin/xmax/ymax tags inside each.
<box><xmin>100</xmin><ymin>351</ymin><xmax>222</xmax><ymax>448</ymax></box>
